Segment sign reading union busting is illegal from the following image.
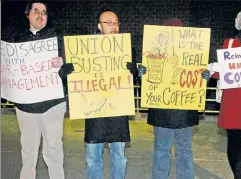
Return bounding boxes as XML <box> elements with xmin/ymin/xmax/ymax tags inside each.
<box><xmin>64</xmin><ymin>33</ymin><xmax>135</xmax><ymax>119</ymax></box>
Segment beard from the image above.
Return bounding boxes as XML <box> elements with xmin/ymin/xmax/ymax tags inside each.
<box><xmin>35</xmin><ymin>18</ymin><xmax>46</xmax><ymax>28</ymax></box>
<box><xmin>110</xmin><ymin>30</ymin><xmax>118</xmax><ymax>34</ymax></box>
<box><xmin>36</xmin><ymin>17</ymin><xmax>43</xmax><ymax>22</ymax></box>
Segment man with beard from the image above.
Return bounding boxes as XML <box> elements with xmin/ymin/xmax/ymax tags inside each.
<box><xmin>9</xmin><ymin>1</ymin><xmax>73</xmax><ymax>179</ymax></box>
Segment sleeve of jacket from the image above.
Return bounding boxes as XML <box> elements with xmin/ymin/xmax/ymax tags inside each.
<box><xmin>57</xmin><ymin>32</ymin><xmax>68</xmax><ymax>79</ymax></box>
<box><xmin>57</xmin><ymin>32</ymin><xmax>66</xmax><ymax>65</ymax></box>
<box><xmin>56</xmin><ymin>31</ymin><xmax>69</xmax><ymax>96</ymax></box>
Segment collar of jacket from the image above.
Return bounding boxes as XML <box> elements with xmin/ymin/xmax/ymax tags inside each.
<box><xmin>26</xmin><ymin>27</ymin><xmax>52</xmax><ymax>39</ymax></box>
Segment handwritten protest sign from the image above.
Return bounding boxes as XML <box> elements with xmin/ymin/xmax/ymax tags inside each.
<box><xmin>1</xmin><ymin>37</ymin><xmax>64</xmax><ymax>103</ymax></box>
<box><xmin>217</xmin><ymin>47</ymin><xmax>241</xmax><ymax>89</ymax></box>
<box><xmin>64</xmin><ymin>33</ymin><xmax>135</xmax><ymax>119</ymax></box>
<box><xmin>141</xmin><ymin>25</ymin><xmax>211</xmax><ymax>110</ymax></box>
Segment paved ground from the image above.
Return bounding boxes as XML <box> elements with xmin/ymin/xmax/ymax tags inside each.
<box><xmin>1</xmin><ymin>114</ymin><xmax>234</xmax><ymax>179</ymax></box>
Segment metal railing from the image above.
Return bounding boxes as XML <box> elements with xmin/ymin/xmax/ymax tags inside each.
<box><xmin>1</xmin><ymin>85</ymin><xmax>219</xmax><ymax>115</ymax></box>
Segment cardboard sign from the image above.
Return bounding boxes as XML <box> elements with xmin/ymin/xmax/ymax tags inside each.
<box><xmin>217</xmin><ymin>47</ymin><xmax>241</xmax><ymax>89</ymax></box>
<box><xmin>1</xmin><ymin>37</ymin><xmax>64</xmax><ymax>103</ymax></box>
<box><xmin>141</xmin><ymin>25</ymin><xmax>211</xmax><ymax>110</ymax></box>
<box><xmin>64</xmin><ymin>33</ymin><xmax>135</xmax><ymax>119</ymax></box>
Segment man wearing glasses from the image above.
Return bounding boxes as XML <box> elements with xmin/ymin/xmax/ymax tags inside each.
<box><xmin>10</xmin><ymin>1</ymin><xmax>70</xmax><ymax>179</ymax></box>
<box><xmin>84</xmin><ymin>10</ymin><xmax>131</xmax><ymax>179</ymax></box>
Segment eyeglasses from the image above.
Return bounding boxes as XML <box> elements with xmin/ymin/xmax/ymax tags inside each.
<box><xmin>100</xmin><ymin>21</ymin><xmax>121</xmax><ymax>26</ymax></box>
<box><xmin>29</xmin><ymin>8</ymin><xmax>48</xmax><ymax>16</ymax></box>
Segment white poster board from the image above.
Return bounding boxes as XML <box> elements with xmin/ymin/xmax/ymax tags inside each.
<box><xmin>217</xmin><ymin>47</ymin><xmax>241</xmax><ymax>89</ymax></box>
<box><xmin>1</xmin><ymin>37</ymin><xmax>64</xmax><ymax>103</ymax></box>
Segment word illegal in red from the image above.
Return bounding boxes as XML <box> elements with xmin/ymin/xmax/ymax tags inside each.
<box><xmin>70</xmin><ymin>75</ymin><xmax>132</xmax><ymax>93</ymax></box>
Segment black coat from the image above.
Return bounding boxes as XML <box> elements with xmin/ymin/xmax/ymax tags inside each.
<box><xmin>147</xmin><ymin>108</ymin><xmax>199</xmax><ymax>129</ymax></box>
<box><xmin>9</xmin><ymin>27</ymin><xmax>66</xmax><ymax>113</ymax></box>
<box><xmin>84</xmin><ymin>116</ymin><xmax>130</xmax><ymax>143</ymax></box>
<box><xmin>84</xmin><ymin>48</ymin><xmax>137</xmax><ymax>143</ymax></box>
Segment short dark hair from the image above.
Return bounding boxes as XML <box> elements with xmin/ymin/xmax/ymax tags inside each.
<box><xmin>24</xmin><ymin>1</ymin><xmax>48</xmax><ymax>16</ymax></box>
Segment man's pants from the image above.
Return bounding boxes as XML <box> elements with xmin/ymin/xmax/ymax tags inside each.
<box><xmin>86</xmin><ymin>142</ymin><xmax>127</xmax><ymax>179</ymax></box>
<box><xmin>152</xmin><ymin>126</ymin><xmax>194</xmax><ymax>179</ymax></box>
<box><xmin>16</xmin><ymin>102</ymin><xmax>66</xmax><ymax>179</ymax></box>
<box><xmin>227</xmin><ymin>129</ymin><xmax>241</xmax><ymax>179</ymax></box>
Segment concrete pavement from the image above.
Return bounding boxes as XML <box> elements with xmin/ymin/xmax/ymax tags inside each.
<box><xmin>1</xmin><ymin>114</ymin><xmax>234</xmax><ymax>179</ymax></box>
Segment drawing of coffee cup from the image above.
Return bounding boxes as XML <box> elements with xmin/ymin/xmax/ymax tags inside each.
<box><xmin>147</xmin><ymin>57</ymin><xmax>165</xmax><ymax>84</ymax></box>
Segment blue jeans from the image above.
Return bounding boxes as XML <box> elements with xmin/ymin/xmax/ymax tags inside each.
<box><xmin>86</xmin><ymin>142</ymin><xmax>127</xmax><ymax>179</ymax></box>
<box><xmin>152</xmin><ymin>126</ymin><xmax>194</xmax><ymax>179</ymax></box>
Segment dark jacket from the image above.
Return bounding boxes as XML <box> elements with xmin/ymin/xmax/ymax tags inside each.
<box><xmin>147</xmin><ymin>109</ymin><xmax>199</xmax><ymax>129</ymax></box>
<box><xmin>84</xmin><ymin>116</ymin><xmax>130</xmax><ymax>143</ymax></box>
<box><xmin>84</xmin><ymin>47</ymin><xmax>137</xmax><ymax>143</ymax></box>
<box><xmin>11</xmin><ymin>27</ymin><xmax>66</xmax><ymax>113</ymax></box>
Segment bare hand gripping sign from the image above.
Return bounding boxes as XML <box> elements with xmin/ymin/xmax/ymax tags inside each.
<box><xmin>141</xmin><ymin>25</ymin><xmax>211</xmax><ymax>110</ymax></box>
<box><xmin>1</xmin><ymin>37</ymin><xmax>64</xmax><ymax>103</ymax></box>
<box><xmin>64</xmin><ymin>33</ymin><xmax>135</xmax><ymax>119</ymax></box>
